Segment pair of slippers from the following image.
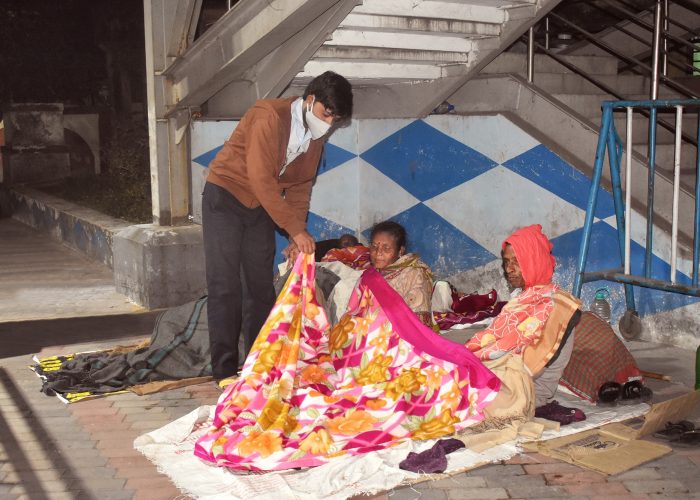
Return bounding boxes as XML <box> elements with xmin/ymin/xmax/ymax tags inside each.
<box><xmin>653</xmin><ymin>420</ymin><xmax>700</xmax><ymax>447</ymax></box>
<box><xmin>597</xmin><ymin>380</ymin><xmax>653</xmax><ymax>406</ymax></box>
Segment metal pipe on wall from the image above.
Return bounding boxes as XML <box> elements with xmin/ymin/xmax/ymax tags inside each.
<box><xmin>527</xmin><ymin>26</ymin><xmax>535</xmax><ymax>83</ymax></box>
<box><xmin>671</xmin><ymin>106</ymin><xmax>683</xmax><ymax>283</ymax></box>
<box><xmin>625</xmin><ymin>107</ymin><xmax>633</xmax><ymax>275</ymax></box>
<box><xmin>662</xmin><ymin>0</ymin><xmax>669</xmax><ymax>76</ymax></box>
<box><xmin>650</xmin><ymin>0</ymin><xmax>663</xmax><ymax>100</ymax></box>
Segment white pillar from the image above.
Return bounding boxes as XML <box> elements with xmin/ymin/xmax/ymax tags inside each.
<box><xmin>143</xmin><ymin>0</ymin><xmax>196</xmax><ymax>226</ymax></box>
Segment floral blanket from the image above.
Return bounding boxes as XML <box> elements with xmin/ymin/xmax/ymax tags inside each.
<box><xmin>194</xmin><ymin>253</ymin><xmax>500</xmax><ymax>471</ymax></box>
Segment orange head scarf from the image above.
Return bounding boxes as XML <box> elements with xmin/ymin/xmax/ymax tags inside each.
<box><xmin>503</xmin><ymin>224</ymin><xmax>555</xmax><ymax>288</ymax></box>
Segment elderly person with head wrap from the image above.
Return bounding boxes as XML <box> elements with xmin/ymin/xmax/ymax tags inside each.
<box><xmin>465</xmin><ymin>224</ymin><xmax>573</xmax><ymax>407</ymax></box>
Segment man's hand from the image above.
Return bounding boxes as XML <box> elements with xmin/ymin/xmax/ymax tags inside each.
<box><xmin>282</xmin><ymin>241</ymin><xmax>300</xmax><ymax>263</ymax></box>
<box><xmin>292</xmin><ymin>230</ymin><xmax>315</xmax><ymax>255</ymax></box>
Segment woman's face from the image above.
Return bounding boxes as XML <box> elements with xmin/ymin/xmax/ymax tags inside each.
<box><xmin>502</xmin><ymin>244</ymin><xmax>525</xmax><ymax>289</ymax></box>
<box><xmin>370</xmin><ymin>232</ymin><xmax>404</xmax><ymax>270</ymax></box>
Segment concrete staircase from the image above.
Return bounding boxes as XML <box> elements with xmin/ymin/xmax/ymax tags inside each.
<box><xmin>481</xmin><ymin>51</ymin><xmax>700</xmax><ymax>194</ymax></box>
<box><xmin>160</xmin><ymin>0</ymin><xmax>563</xmax><ymax>120</ymax></box>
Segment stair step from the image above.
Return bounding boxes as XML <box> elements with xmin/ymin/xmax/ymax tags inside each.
<box><xmin>483</xmin><ymin>52</ymin><xmax>620</xmax><ymax>76</ymax></box>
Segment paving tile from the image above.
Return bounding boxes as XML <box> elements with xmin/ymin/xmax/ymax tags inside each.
<box><xmin>1</xmin><ymin>469</ymin><xmax>66</xmax><ymax>484</ymax></box>
<box><xmin>124</xmin><ymin>475</ymin><xmax>179</xmax><ymax>491</ymax></box>
<box><xmin>98</xmin><ymin>447</ymin><xmax>144</xmax><ymax>459</ymax></box>
<box><xmin>396</xmin><ymin>490</ymin><xmax>442</xmax><ymax>500</ymax></box>
<box><xmin>106</xmin><ymin>455</ymin><xmax>156</xmax><ymax>470</ymax></box>
<box><xmin>523</xmin><ymin>463</ymin><xmax>585</xmax><ymax>475</ymax></box>
<box><xmin>90</xmin><ymin>431</ymin><xmax>139</xmax><ymax>443</ymax></box>
<box><xmin>485</xmin><ymin>474</ymin><xmax>547</xmax><ymax>488</ymax></box>
<box><xmin>55</xmin><ymin>440</ymin><xmax>98</xmax><ymax>451</ymax></box>
<box><xmin>95</xmin><ymin>441</ymin><xmax>138</xmax><ymax>454</ymax></box>
<box><xmin>465</xmin><ymin>464</ymin><xmax>525</xmax><ymax>477</ymax></box>
<box><xmin>622</xmin><ymin>479</ymin><xmax>690</xmax><ymax>495</ymax></box>
<box><xmin>428</xmin><ymin>475</ymin><xmax>487</xmax><ymax>489</ymax></box>
<box><xmin>565</xmin><ymin>481</ymin><xmax>631</xmax><ymax>496</ymax></box>
<box><xmin>76</xmin><ymin>419</ymin><xmax>128</xmax><ymax>435</ymax></box>
<box><xmin>448</xmin><ymin>487</ymin><xmax>509</xmax><ymax>499</ymax></box>
<box><xmin>110</xmin><ymin>400</ymin><xmax>162</xmax><ymax>409</ymax></box>
<box><xmin>127</xmin><ymin>419</ymin><xmax>175</xmax><ymax>432</ymax></box>
<box><xmin>68</xmin><ymin>399</ymin><xmax>116</xmax><ymax>412</ymax></box>
<box><xmin>505</xmin><ymin>484</ymin><xmax>570</xmax><ymax>498</ymax></box>
<box><xmin>648</xmin><ymin>495</ymin><xmax>700</xmax><ymax>500</ymax></box>
<box><xmin>113</xmin><ymin>465</ymin><xmax>164</xmax><ymax>480</ymax></box>
<box><xmin>544</xmin><ymin>470</ymin><xmax>607</xmax><ymax>485</ymax></box>
<box><xmin>10</xmin><ymin>479</ymin><xmax>74</xmax><ymax>494</ymax></box>
<box><xmin>352</xmin><ymin>493</ymin><xmax>389</xmax><ymax>500</ymax></box>
<box><xmin>0</xmin><ymin>484</ymin><xmax>17</xmax><ymax>495</ymax></box>
<box><xmin>609</xmin><ymin>468</ymin><xmax>663</xmax><ymax>481</ymax></box>
<box><xmin>72</xmin><ymin>477</ymin><xmax>127</xmax><ymax>492</ymax></box>
<box><xmin>80</xmin><ymin>489</ymin><xmax>135</xmax><ymax>499</ymax></box>
<box><xmin>133</xmin><ymin>488</ymin><xmax>186</xmax><ymax>500</ymax></box>
<box><xmin>588</xmin><ymin>495</ymin><xmax>652</xmax><ymax>500</ymax></box>
<box><xmin>15</xmin><ymin>492</ymin><xmax>82</xmax><ymax>500</ymax></box>
<box><xmin>116</xmin><ymin>405</ymin><xmax>167</xmax><ymax>417</ymax></box>
<box><xmin>3</xmin><ymin>459</ymin><xmax>62</xmax><ymax>472</ymax></box>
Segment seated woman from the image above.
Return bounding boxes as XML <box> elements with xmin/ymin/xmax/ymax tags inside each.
<box><xmin>322</xmin><ymin>222</ymin><xmax>500</xmax><ymax>329</ymax></box>
<box><xmin>466</xmin><ymin>224</ymin><xmax>642</xmax><ymax>408</ymax></box>
<box><xmin>322</xmin><ymin>221</ymin><xmax>433</xmax><ymax>326</ymax></box>
<box><xmin>466</xmin><ymin>224</ymin><xmax>566</xmax><ymax>407</ymax></box>
<box><xmin>368</xmin><ymin>221</ymin><xmax>434</xmax><ymax>327</ymax></box>
<box><xmin>194</xmin><ymin>252</ymin><xmax>500</xmax><ymax>471</ymax></box>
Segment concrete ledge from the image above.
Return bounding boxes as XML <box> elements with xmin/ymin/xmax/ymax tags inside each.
<box><xmin>3</xmin><ymin>187</ymin><xmax>130</xmax><ymax>268</ymax></box>
<box><xmin>113</xmin><ymin>224</ymin><xmax>206</xmax><ymax>309</ymax></box>
<box><xmin>1</xmin><ymin>187</ymin><xmax>206</xmax><ymax>309</ymax></box>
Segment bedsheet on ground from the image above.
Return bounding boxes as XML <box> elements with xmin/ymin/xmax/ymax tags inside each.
<box><xmin>134</xmin><ymin>392</ymin><xmax>649</xmax><ymax>500</ymax></box>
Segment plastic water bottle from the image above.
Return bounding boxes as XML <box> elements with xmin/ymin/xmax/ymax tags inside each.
<box><xmin>432</xmin><ymin>101</ymin><xmax>455</xmax><ymax>114</ymax></box>
<box><xmin>591</xmin><ymin>287</ymin><xmax>611</xmax><ymax>323</ymax></box>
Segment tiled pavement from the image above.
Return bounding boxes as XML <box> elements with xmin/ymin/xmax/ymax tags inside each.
<box><xmin>2</xmin><ymin>328</ymin><xmax>700</xmax><ymax>500</ymax></box>
<box><xmin>2</xmin><ymin>219</ymin><xmax>700</xmax><ymax>499</ymax></box>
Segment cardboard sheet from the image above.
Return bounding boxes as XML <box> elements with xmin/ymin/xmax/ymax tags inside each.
<box><xmin>524</xmin><ymin>390</ymin><xmax>700</xmax><ymax>476</ymax></box>
<box><xmin>524</xmin><ymin>422</ymin><xmax>671</xmax><ymax>475</ymax></box>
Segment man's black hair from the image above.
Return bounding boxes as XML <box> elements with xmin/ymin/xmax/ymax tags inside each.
<box><xmin>303</xmin><ymin>71</ymin><xmax>353</xmax><ymax>121</ymax></box>
<box><xmin>370</xmin><ymin>221</ymin><xmax>406</xmax><ymax>250</ymax></box>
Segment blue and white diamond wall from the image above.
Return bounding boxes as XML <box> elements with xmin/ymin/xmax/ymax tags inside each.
<box><xmin>189</xmin><ymin>113</ymin><xmax>698</xmax><ymax>330</ymax></box>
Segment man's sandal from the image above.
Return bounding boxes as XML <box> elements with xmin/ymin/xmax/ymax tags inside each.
<box><xmin>653</xmin><ymin>420</ymin><xmax>695</xmax><ymax>441</ymax></box>
<box><xmin>670</xmin><ymin>429</ymin><xmax>700</xmax><ymax>447</ymax></box>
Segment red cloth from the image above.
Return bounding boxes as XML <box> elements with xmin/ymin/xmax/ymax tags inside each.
<box><xmin>320</xmin><ymin>245</ymin><xmax>371</xmax><ymax>270</ymax></box>
<box><xmin>503</xmin><ymin>224</ymin><xmax>555</xmax><ymax>287</ymax></box>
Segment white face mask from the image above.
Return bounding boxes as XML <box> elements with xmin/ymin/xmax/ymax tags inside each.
<box><xmin>305</xmin><ymin>97</ymin><xmax>332</xmax><ymax>140</ymax></box>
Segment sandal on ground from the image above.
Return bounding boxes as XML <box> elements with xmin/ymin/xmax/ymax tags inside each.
<box><xmin>653</xmin><ymin>420</ymin><xmax>695</xmax><ymax>440</ymax></box>
<box><xmin>670</xmin><ymin>429</ymin><xmax>700</xmax><ymax>447</ymax></box>
<box><xmin>619</xmin><ymin>380</ymin><xmax>653</xmax><ymax>405</ymax></box>
<box><xmin>597</xmin><ymin>381</ymin><xmax>622</xmax><ymax>407</ymax></box>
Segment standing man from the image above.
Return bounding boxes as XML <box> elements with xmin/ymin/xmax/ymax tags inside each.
<box><xmin>202</xmin><ymin>71</ymin><xmax>353</xmax><ymax>383</ymax></box>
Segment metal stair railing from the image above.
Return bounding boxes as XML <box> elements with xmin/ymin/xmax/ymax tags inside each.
<box><xmin>573</xmin><ymin>98</ymin><xmax>700</xmax><ymax>339</ymax></box>
<box><xmin>523</xmin><ymin>0</ymin><xmax>700</xmax><ymax>146</ymax></box>
<box><xmin>527</xmin><ymin>1</ymin><xmax>699</xmax><ymax>99</ymax></box>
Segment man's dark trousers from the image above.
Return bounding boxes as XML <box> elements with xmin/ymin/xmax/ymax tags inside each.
<box><xmin>202</xmin><ymin>182</ymin><xmax>276</xmax><ymax>380</ymax></box>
